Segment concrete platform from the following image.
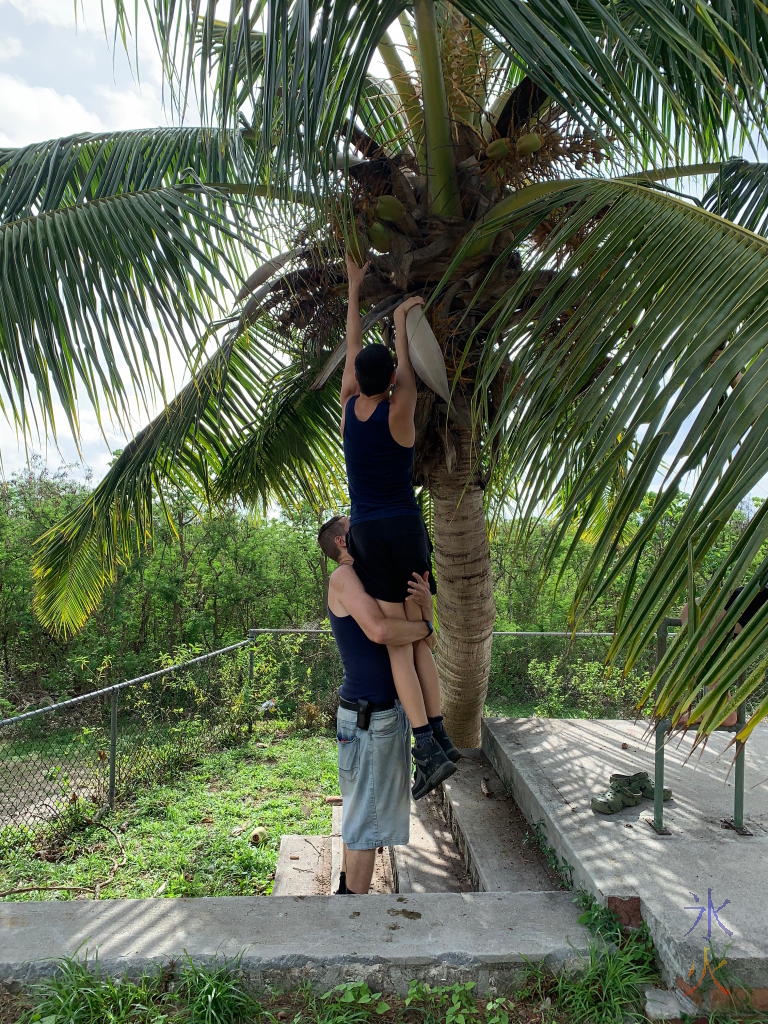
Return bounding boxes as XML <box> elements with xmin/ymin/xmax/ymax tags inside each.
<box><xmin>483</xmin><ymin>716</ymin><xmax>768</xmax><ymax>995</ymax></box>
<box><xmin>0</xmin><ymin>891</ymin><xmax>591</xmax><ymax>992</ymax></box>
<box><xmin>272</xmin><ymin>835</ymin><xmax>330</xmax><ymax>896</ymax></box>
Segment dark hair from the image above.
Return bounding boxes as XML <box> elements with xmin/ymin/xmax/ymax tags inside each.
<box><xmin>355</xmin><ymin>344</ymin><xmax>395</xmax><ymax>396</ymax></box>
<box><xmin>317</xmin><ymin>515</ymin><xmax>348</xmax><ymax>561</ymax></box>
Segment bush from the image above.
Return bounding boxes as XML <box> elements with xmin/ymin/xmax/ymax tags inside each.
<box><xmin>528</xmin><ymin>657</ymin><xmax>650</xmax><ymax>719</ymax></box>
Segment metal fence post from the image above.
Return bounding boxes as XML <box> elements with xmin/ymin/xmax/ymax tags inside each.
<box><xmin>248</xmin><ymin>628</ymin><xmax>257</xmax><ymax>691</ymax></box>
<box><xmin>108</xmin><ymin>690</ymin><xmax>118</xmax><ymax>811</ymax></box>
<box><xmin>650</xmin><ymin>619</ymin><xmax>673</xmax><ymax>835</ymax></box>
<box><xmin>722</xmin><ymin>682</ymin><xmax>751</xmax><ymax>836</ymax></box>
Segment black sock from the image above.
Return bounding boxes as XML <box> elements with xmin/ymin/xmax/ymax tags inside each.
<box><xmin>413</xmin><ymin>724</ymin><xmax>432</xmax><ymax>747</ymax></box>
<box><xmin>428</xmin><ymin>715</ymin><xmax>444</xmax><ymax>730</ymax></box>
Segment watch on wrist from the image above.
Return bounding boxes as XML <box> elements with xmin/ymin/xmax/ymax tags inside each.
<box><xmin>423</xmin><ymin>619</ymin><xmax>434</xmax><ymax>637</ymax></box>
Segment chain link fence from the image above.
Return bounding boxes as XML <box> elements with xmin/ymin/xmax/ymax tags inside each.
<box><xmin>2</xmin><ymin>628</ymin><xmax>646</xmax><ymax>840</ymax></box>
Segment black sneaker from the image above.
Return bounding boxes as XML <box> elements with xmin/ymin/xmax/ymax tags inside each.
<box><xmin>432</xmin><ymin>725</ymin><xmax>462</xmax><ymax>763</ymax></box>
<box><xmin>412</xmin><ymin>737</ymin><xmax>457</xmax><ymax>800</ymax></box>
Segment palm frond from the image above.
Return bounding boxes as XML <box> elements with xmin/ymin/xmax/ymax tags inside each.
<box><xmin>214</xmin><ymin>362</ymin><xmax>347</xmax><ymax>509</ymax></box>
<box><xmin>703</xmin><ymin>159</ymin><xmax>768</xmax><ymax>236</ymax></box>
<box><xmin>32</xmin><ymin>317</ymin><xmax>286</xmax><ymax>634</ymax></box>
<box><xmin>450</xmin><ymin>174</ymin><xmax>768</xmax><ymax>729</ymax></box>
<box><xmin>0</xmin><ymin>128</ymin><xmax>260</xmax><ymax>437</ymax></box>
<box><xmin>458</xmin><ymin>0</ymin><xmax>768</xmax><ymax>160</ymax></box>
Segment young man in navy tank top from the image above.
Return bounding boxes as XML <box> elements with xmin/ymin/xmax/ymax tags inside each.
<box><xmin>318</xmin><ymin>514</ymin><xmax>436</xmax><ymax>893</ymax></box>
<box><xmin>339</xmin><ymin>255</ymin><xmax>459</xmax><ymax>800</ymax></box>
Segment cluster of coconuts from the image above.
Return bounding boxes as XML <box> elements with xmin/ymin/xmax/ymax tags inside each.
<box><xmin>356</xmin><ymin>193</ymin><xmax>409</xmax><ymax>255</ymax></box>
<box><xmin>485</xmin><ymin>132</ymin><xmax>543</xmax><ymax>161</ymax></box>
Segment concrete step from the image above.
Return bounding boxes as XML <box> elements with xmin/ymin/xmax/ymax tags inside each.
<box><xmin>439</xmin><ymin>750</ymin><xmax>560</xmax><ymax>893</ymax></box>
<box><xmin>330</xmin><ymin>803</ymin><xmax>343</xmax><ymax>894</ymax></box>
<box><xmin>1</xmin><ymin>891</ymin><xmax>592</xmax><ymax>991</ymax></box>
<box><xmin>391</xmin><ymin>790</ymin><xmax>471</xmax><ymax>893</ymax></box>
<box><xmin>271</xmin><ymin>835</ymin><xmax>330</xmax><ymax>896</ymax></box>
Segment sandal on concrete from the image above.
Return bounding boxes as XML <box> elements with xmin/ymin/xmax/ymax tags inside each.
<box><xmin>609</xmin><ymin>771</ymin><xmax>649</xmax><ymax>787</ymax></box>
<box><xmin>635</xmin><ymin>778</ymin><xmax>672</xmax><ymax>802</ymax></box>
<box><xmin>608</xmin><ymin>771</ymin><xmax>671</xmax><ymax>802</ymax></box>
<box><xmin>591</xmin><ymin>781</ymin><xmax>643</xmax><ymax>814</ymax></box>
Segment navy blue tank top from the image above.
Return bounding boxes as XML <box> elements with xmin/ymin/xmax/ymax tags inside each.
<box><xmin>343</xmin><ymin>396</ymin><xmax>419</xmax><ymax>524</ymax></box>
<box><xmin>329</xmin><ymin>607</ymin><xmax>397</xmax><ymax>703</ymax></box>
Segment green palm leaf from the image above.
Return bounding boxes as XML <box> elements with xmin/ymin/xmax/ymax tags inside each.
<box><xmin>703</xmin><ymin>159</ymin><xmax>768</xmax><ymax>235</ymax></box>
<box><xmin>115</xmin><ymin>1</ymin><xmax>768</xmax><ymax>178</ymax></box>
<box><xmin>0</xmin><ymin>128</ymin><xmax>259</xmax><ymax>435</ymax></box>
<box><xmin>32</xmin><ymin>320</ymin><xmax>276</xmax><ymax>635</ymax></box>
<box><xmin>453</xmin><ymin>172</ymin><xmax>768</xmax><ymax>730</ymax></box>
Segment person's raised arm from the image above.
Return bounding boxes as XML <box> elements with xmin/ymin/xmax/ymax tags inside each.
<box><xmin>335</xmin><ymin>566</ymin><xmax>433</xmax><ymax>646</ymax></box>
<box><xmin>389</xmin><ymin>295</ymin><xmax>424</xmax><ymax>445</ymax></box>
<box><xmin>340</xmin><ymin>255</ymin><xmax>369</xmax><ymax>418</ymax></box>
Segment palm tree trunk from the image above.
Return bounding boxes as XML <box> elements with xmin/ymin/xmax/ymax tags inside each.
<box><xmin>430</xmin><ymin>426</ymin><xmax>495</xmax><ymax>747</ymax></box>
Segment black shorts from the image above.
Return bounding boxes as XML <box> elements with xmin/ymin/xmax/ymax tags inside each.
<box><xmin>347</xmin><ymin>515</ymin><xmax>437</xmax><ymax>603</ymax></box>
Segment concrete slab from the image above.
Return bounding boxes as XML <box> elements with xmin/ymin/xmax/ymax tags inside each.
<box><xmin>392</xmin><ymin>791</ymin><xmax>470</xmax><ymax>893</ymax></box>
<box><xmin>440</xmin><ymin>750</ymin><xmax>559</xmax><ymax>894</ymax></box>
<box><xmin>0</xmin><ymin>891</ymin><xmax>591</xmax><ymax>992</ymax></box>
<box><xmin>272</xmin><ymin>835</ymin><xmax>330</xmax><ymax>896</ymax></box>
<box><xmin>483</xmin><ymin>717</ymin><xmax>768</xmax><ymax>991</ymax></box>
<box><xmin>330</xmin><ymin>804</ymin><xmax>343</xmax><ymax>894</ymax></box>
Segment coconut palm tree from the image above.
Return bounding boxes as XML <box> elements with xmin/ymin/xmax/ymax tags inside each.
<box><xmin>6</xmin><ymin>1</ymin><xmax>768</xmax><ymax>745</ymax></box>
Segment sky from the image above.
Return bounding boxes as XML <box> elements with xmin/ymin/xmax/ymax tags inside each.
<box><xmin>0</xmin><ymin>0</ymin><xmax>178</xmax><ymax>480</ymax></box>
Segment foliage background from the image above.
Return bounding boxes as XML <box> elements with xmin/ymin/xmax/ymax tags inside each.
<box><xmin>1</xmin><ymin>462</ymin><xmax>762</xmax><ymax>719</ymax></box>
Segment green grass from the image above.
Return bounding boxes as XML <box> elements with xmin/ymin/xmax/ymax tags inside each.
<box><xmin>0</xmin><ymin>721</ymin><xmax>338</xmax><ymax>900</ymax></box>
<box><xmin>11</xmin><ymin>964</ymin><xmax>571</xmax><ymax>1024</ymax></box>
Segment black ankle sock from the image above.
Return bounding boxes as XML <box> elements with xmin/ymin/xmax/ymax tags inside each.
<box><xmin>413</xmin><ymin>724</ymin><xmax>432</xmax><ymax>747</ymax></box>
<box><xmin>428</xmin><ymin>715</ymin><xmax>445</xmax><ymax>730</ymax></box>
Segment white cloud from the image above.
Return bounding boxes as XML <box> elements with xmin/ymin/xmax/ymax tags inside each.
<box><xmin>96</xmin><ymin>83</ymin><xmax>167</xmax><ymax>130</ymax></box>
<box><xmin>0</xmin><ymin>0</ymin><xmax>106</xmax><ymax>31</ymax></box>
<box><xmin>0</xmin><ymin>73</ymin><xmax>104</xmax><ymax>146</ymax></box>
<box><xmin>1</xmin><ymin>0</ymin><xmax>165</xmax><ymax>82</ymax></box>
<box><xmin>0</xmin><ymin>36</ymin><xmax>23</xmax><ymax>61</ymax></box>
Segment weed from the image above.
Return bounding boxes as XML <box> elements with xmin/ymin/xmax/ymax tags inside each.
<box><xmin>522</xmin><ymin>821</ymin><xmax>573</xmax><ymax>889</ymax></box>
<box><xmin>320</xmin><ymin>981</ymin><xmax>390</xmax><ymax>1019</ymax></box>
<box><xmin>550</xmin><ymin>928</ymin><xmax>658</xmax><ymax>1024</ymax></box>
<box><xmin>405</xmin><ymin>981</ymin><xmax>482</xmax><ymax>1024</ymax></box>
<box><xmin>19</xmin><ymin>957</ymin><xmax>173</xmax><ymax>1023</ymax></box>
<box><xmin>177</xmin><ymin>957</ymin><xmax>263</xmax><ymax>1023</ymax></box>
<box><xmin>573</xmin><ymin>890</ymin><xmax>623</xmax><ymax>944</ymax></box>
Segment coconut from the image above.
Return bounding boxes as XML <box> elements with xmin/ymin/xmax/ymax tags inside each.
<box><xmin>485</xmin><ymin>137</ymin><xmax>515</xmax><ymax>160</ymax></box>
<box><xmin>374</xmin><ymin>194</ymin><xmax>406</xmax><ymax>223</ymax></box>
<box><xmin>367</xmin><ymin>221</ymin><xmax>394</xmax><ymax>252</ymax></box>
<box><xmin>516</xmin><ymin>132</ymin><xmax>543</xmax><ymax>156</ymax></box>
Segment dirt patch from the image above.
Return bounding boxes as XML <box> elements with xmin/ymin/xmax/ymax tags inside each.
<box><xmin>0</xmin><ymin>986</ymin><xmax>26</xmax><ymax>1024</ymax></box>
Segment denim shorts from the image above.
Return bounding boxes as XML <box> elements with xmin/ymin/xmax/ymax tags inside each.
<box><xmin>336</xmin><ymin>702</ymin><xmax>411</xmax><ymax>850</ymax></box>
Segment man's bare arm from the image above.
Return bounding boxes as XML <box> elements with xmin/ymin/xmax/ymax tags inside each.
<box><xmin>333</xmin><ymin>566</ymin><xmax>431</xmax><ymax>646</ymax></box>
<box><xmin>340</xmin><ymin>255</ymin><xmax>369</xmax><ymax>415</ymax></box>
<box><xmin>388</xmin><ymin>296</ymin><xmax>423</xmax><ymax>444</ymax></box>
